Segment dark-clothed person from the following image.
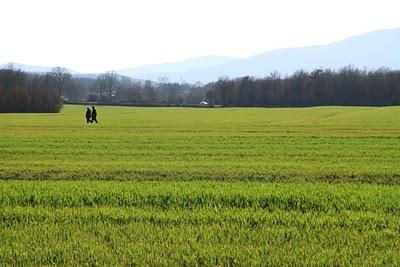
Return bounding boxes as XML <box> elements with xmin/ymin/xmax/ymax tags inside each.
<box><xmin>91</xmin><ymin>106</ymin><xmax>98</xmax><ymax>123</ymax></box>
<box><xmin>85</xmin><ymin>107</ymin><xmax>91</xmax><ymax>123</ymax></box>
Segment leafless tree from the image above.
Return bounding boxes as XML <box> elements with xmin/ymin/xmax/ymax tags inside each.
<box><xmin>104</xmin><ymin>71</ymin><xmax>117</xmax><ymax>103</ymax></box>
<box><xmin>94</xmin><ymin>72</ymin><xmax>116</xmax><ymax>103</ymax></box>
<box><xmin>143</xmin><ymin>80</ymin><xmax>156</xmax><ymax>104</ymax></box>
<box><xmin>46</xmin><ymin>67</ymin><xmax>75</xmax><ymax>99</ymax></box>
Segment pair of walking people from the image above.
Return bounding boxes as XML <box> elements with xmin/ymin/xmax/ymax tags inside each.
<box><xmin>86</xmin><ymin>106</ymin><xmax>98</xmax><ymax>123</ymax></box>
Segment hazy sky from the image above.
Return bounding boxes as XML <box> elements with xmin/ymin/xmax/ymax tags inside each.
<box><xmin>0</xmin><ymin>0</ymin><xmax>399</xmax><ymax>72</ymax></box>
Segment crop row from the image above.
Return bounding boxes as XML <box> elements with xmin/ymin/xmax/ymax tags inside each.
<box><xmin>0</xmin><ymin>181</ymin><xmax>399</xmax><ymax>212</ymax></box>
<box><xmin>1</xmin><ymin>215</ymin><xmax>397</xmax><ymax>266</ymax></box>
<box><xmin>0</xmin><ymin>181</ymin><xmax>398</xmax><ymax>265</ymax></box>
<box><xmin>1</xmin><ymin>136</ymin><xmax>400</xmax><ymax>183</ymax></box>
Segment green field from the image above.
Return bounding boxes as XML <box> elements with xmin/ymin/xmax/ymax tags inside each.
<box><xmin>0</xmin><ymin>105</ymin><xmax>399</xmax><ymax>265</ymax></box>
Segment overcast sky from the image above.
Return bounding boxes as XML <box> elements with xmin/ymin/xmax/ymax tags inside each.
<box><xmin>0</xmin><ymin>0</ymin><xmax>399</xmax><ymax>72</ymax></box>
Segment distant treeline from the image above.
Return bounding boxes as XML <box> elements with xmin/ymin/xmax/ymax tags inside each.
<box><xmin>206</xmin><ymin>67</ymin><xmax>400</xmax><ymax>107</ymax></box>
<box><xmin>0</xmin><ymin>67</ymin><xmax>66</xmax><ymax>112</ymax></box>
<box><xmin>0</xmin><ymin>66</ymin><xmax>207</xmax><ymax>112</ymax></box>
<box><xmin>1</xmin><ymin>65</ymin><xmax>400</xmax><ymax>112</ymax></box>
<box><xmin>85</xmin><ymin>73</ymin><xmax>206</xmax><ymax>106</ymax></box>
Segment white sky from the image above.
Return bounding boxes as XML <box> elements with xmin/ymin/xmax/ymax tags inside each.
<box><xmin>0</xmin><ymin>0</ymin><xmax>399</xmax><ymax>72</ymax></box>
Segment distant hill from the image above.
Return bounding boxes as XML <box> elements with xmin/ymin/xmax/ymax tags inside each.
<box><xmin>2</xmin><ymin>28</ymin><xmax>399</xmax><ymax>84</ymax></box>
<box><xmin>118</xmin><ymin>28</ymin><xmax>400</xmax><ymax>83</ymax></box>
<box><xmin>117</xmin><ymin>56</ymin><xmax>238</xmax><ymax>82</ymax></box>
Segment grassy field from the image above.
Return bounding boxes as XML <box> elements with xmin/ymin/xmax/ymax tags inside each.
<box><xmin>0</xmin><ymin>105</ymin><xmax>399</xmax><ymax>265</ymax></box>
<box><xmin>1</xmin><ymin>105</ymin><xmax>400</xmax><ymax>182</ymax></box>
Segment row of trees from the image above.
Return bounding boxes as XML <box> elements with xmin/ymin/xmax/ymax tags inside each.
<box><xmin>0</xmin><ymin>65</ymin><xmax>208</xmax><ymax>112</ymax></box>
<box><xmin>206</xmin><ymin>67</ymin><xmax>400</xmax><ymax>106</ymax></box>
<box><xmin>88</xmin><ymin>74</ymin><xmax>206</xmax><ymax>105</ymax></box>
<box><xmin>0</xmin><ymin>66</ymin><xmax>71</xmax><ymax>112</ymax></box>
<box><xmin>88</xmin><ymin>67</ymin><xmax>400</xmax><ymax>107</ymax></box>
<box><xmin>2</xmin><ymin>65</ymin><xmax>400</xmax><ymax>112</ymax></box>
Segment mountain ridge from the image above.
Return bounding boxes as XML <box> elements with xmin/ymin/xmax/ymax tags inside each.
<box><xmin>121</xmin><ymin>28</ymin><xmax>400</xmax><ymax>83</ymax></box>
<box><xmin>2</xmin><ymin>28</ymin><xmax>399</xmax><ymax>83</ymax></box>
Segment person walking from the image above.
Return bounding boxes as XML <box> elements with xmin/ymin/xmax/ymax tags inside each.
<box><xmin>85</xmin><ymin>107</ymin><xmax>91</xmax><ymax>123</ymax></box>
<box><xmin>91</xmin><ymin>106</ymin><xmax>98</xmax><ymax>123</ymax></box>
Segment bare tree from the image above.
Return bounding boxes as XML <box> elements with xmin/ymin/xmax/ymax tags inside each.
<box><xmin>48</xmin><ymin>67</ymin><xmax>73</xmax><ymax>100</ymax></box>
<box><xmin>105</xmin><ymin>71</ymin><xmax>117</xmax><ymax>103</ymax></box>
<box><xmin>143</xmin><ymin>80</ymin><xmax>156</xmax><ymax>104</ymax></box>
<box><xmin>94</xmin><ymin>72</ymin><xmax>118</xmax><ymax>103</ymax></box>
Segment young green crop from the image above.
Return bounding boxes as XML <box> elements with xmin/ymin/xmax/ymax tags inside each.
<box><xmin>1</xmin><ymin>105</ymin><xmax>400</xmax><ymax>265</ymax></box>
<box><xmin>0</xmin><ymin>105</ymin><xmax>400</xmax><ymax>183</ymax></box>
<box><xmin>0</xmin><ymin>181</ymin><xmax>399</xmax><ymax>266</ymax></box>
<box><xmin>0</xmin><ymin>181</ymin><xmax>399</xmax><ymax>212</ymax></box>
